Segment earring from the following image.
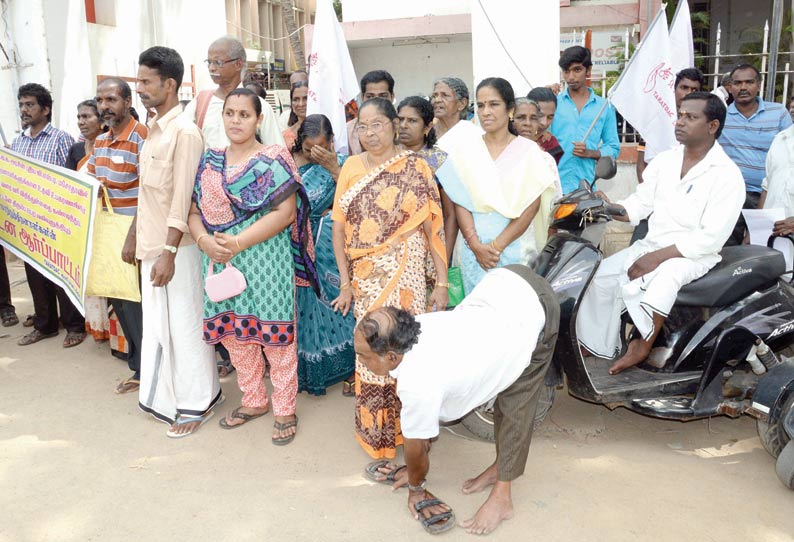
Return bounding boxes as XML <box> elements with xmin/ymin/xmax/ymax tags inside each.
<box><xmin>509</xmin><ymin>115</ymin><xmax>514</xmax><ymax>122</ymax></box>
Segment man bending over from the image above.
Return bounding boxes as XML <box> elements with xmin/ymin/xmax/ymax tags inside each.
<box><xmin>577</xmin><ymin>92</ymin><xmax>744</xmax><ymax>374</ymax></box>
<box><xmin>355</xmin><ymin>265</ymin><xmax>559</xmax><ymax>535</ymax></box>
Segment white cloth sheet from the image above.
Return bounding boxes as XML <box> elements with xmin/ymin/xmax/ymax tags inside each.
<box><xmin>390</xmin><ymin>268</ymin><xmax>545</xmax><ymax>439</ymax></box>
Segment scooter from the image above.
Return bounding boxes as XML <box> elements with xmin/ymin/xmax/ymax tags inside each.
<box><xmin>460</xmin><ymin>157</ymin><xmax>794</xmax><ymax>490</ymax></box>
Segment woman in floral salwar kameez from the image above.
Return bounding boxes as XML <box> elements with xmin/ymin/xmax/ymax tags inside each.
<box><xmin>189</xmin><ymin>88</ymin><xmax>318</xmax><ymax>445</ymax></box>
<box><xmin>330</xmin><ymin>97</ymin><xmax>448</xmax><ymax>459</ymax></box>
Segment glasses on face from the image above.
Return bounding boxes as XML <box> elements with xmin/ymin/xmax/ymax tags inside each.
<box><xmin>204</xmin><ymin>58</ymin><xmax>239</xmax><ymax>68</ymax></box>
<box><xmin>355</xmin><ymin>122</ymin><xmax>387</xmax><ymax>135</ymax></box>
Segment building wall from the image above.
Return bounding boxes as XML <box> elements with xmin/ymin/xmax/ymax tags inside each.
<box><xmin>342</xmin><ymin>0</ymin><xmax>471</xmax><ymax>22</ymax></box>
<box><xmin>349</xmin><ymin>38</ymin><xmax>474</xmax><ymax>100</ymax></box>
<box><xmin>225</xmin><ymin>0</ymin><xmax>316</xmax><ymax>77</ymax></box>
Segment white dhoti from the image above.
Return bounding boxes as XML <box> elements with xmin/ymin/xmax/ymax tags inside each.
<box><xmin>138</xmin><ymin>244</ymin><xmax>221</xmax><ymax>423</ymax></box>
<box><xmin>576</xmin><ymin>242</ymin><xmax>710</xmax><ymax>359</ymax></box>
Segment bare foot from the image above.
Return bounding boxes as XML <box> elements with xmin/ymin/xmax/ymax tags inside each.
<box><xmin>461</xmin><ymin>481</ymin><xmax>514</xmax><ymax>535</ymax></box>
<box><xmin>462</xmin><ymin>461</ymin><xmax>497</xmax><ymax>494</ymax></box>
<box><xmin>223</xmin><ymin>406</ymin><xmax>269</xmax><ymax>428</ymax></box>
<box><xmin>608</xmin><ymin>338</ymin><xmax>651</xmax><ymax>375</ymax></box>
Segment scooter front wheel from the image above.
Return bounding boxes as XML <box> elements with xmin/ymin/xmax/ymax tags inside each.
<box><xmin>460</xmin><ymin>385</ymin><xmax>556</xmax><ymax>442</ymax></box>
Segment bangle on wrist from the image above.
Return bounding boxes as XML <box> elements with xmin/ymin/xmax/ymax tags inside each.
<box><xmin>196</xmin><ymin>233</ymin><xmax>209</xmax><ymax>246</ymax></box>
<box><xmin>340</xmin><ymin>282</ymin><xmax>351</xmax><ymax>290</ymax></box>
<box><xmin>235</xmin><ymin>236</ymin><xmax>242</xmax><ymax>251</ymax></box>
<box><xmin>435</xmin><ymin>282</ymin><xmax>449</xmax><ymax>289</ymax></box>
<box><xmin>490</xmin><ymin>240</ymin><xmax>503</xmax><ymax>253</ymax></box>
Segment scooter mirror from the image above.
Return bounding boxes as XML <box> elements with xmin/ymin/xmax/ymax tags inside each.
<box><xmin>594</xmin><ymin>156</ymin><xmax>617</xmax><ymax>181</ymax></box>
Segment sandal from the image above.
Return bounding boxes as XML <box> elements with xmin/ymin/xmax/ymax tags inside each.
<box><xmin>219</xmin><ymin>406</ymin><xmax>269</xmax><ymax>429</ymax></box>
<box><xmin>1</xmin><ymin>311</ymin><xmax>18</xmax><ymax>327</ymax></box>
<box><xmin>272</xmin><ymin>416</ymin><xmax>298</xmax><ymax>446</ymax></box>
<box><xmin>22</xmin><ymin>314</ymin><xmax>34</xmax><ymax>328</ymax></box>
<box><xmin>365</xmin><ymin>460</ymin><xmax>407</xmax><ymax>486</ymax></box>
<box><xmin>414</xmin><ymin>498</ymin><xmax>456</xmax><ymax>535</ymax></box>
<box><xmin>114</xmin><ymin>377</ymin><xmax>140</xmax><ymax>394</ymax></box>
<box><xmin>166</xmin><ymin>410</ymin><xmax>215</xmax><ymax>438</ymax></box>
<box><xmin>217</xmin><ymin>358</ymin><xmax>235</xmax><ymax>377</ymax></box>
<box><xmin>342</xmin><ymin>377</ymin><xmax>356</xmax><ymax>397</ymax></box>
<box><xmin>63</xmin><ymin>331</ymin><xmax>87</xmax><ymax>348</ymax></box>
<box><xmin>17</xmin><ymin>329</ymin><xmax>58</xmax><ymax>346</ymax></box>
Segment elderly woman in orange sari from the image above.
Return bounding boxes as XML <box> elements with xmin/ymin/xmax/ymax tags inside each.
<box><xmin>331</xmin><ymin>97</ymin><xmax>448</xmax><ymax>460</ymax></box>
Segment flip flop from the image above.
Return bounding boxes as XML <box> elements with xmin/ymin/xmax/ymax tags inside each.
<box><xmin>114</xmin><ymin>377</ymin><xmax>140</xmax><ymax>395</ymax></box>
<box><xmin>342</xmin><ymin>378</ymin><xmax>356</xmax><ymax>397</ymax></box>
<box><xmin>17</xmin><ymin>329</ymin><xmax>58</xmax><ymax>346</ymax></box>
<box><xmin>272</xmin><ymin>416</ymin><xmax>298</xmax><ymax>446</ymax></box>
<box><xmin>219</xmin><ymin>406</ymin><xmax>269</xmax><ymax>429</ymax></box>
<box><xmin>217</xmin><ymin>358</ymin><xmax>235</xmax><ymax>377</ymax></box>
<box><xmin>166</xmin><ymin>410</ymin><xmax>215</xmax><ymax>438</ymax></box>
<box><xmin>364</xmin><ymin>460</ymin><xmax>407</xmax><ymax>487</ymax></box>
<box><xmin>414</xmin><ymin>498</ymin><xmax>456</xmax><ymax>535</ymax></box>
<box><xmin>63</xmin><ymin>331</ymin><xmax>86</xmax><ymax>348</ymax></box>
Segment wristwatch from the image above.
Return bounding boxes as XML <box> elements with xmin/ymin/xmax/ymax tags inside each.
<box><xmin>163</xmin><ymin>244</ymin><xmax>178</xmax><ymax>254</ymax></box>
<box><xmin>408</xmin><ymin>479</ymin><xmax>427</xmax><ymax>492</ymax></box>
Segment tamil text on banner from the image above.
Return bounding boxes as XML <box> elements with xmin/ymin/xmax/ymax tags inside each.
<box><xmin>610</xmin><ymin>7</ymin><xmax>678</xmax><ymax>162</ymax></box>
<box><xmin>306</xmin><ymin>0</ymin><xmax>359</xmax><ymax>153</ymax></box>
<box><xmin>0</xmin><ymin>147</ymin><xmax>99</xmax><ymax>313</ymax></box>
<box><xmin>669</xmin><ymin>0</ymin><xmax>695</xmax><ymax>74</ymax></box>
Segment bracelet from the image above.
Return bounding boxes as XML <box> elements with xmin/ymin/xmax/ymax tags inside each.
<box><xmin>196</xmin><ymin>233</ymin><xmax>209</xmax><ymax>246</ymax></box>
<box><xmin>490</xmin><ymin>240</ymin><xmax>503</xmax><ymax>253</ymax></box>
<box><xmin>235</xmin><ymin>236</ymin><xmax>242</xmax><ymax>251</ymax></box>
<box><xmin>435</xmin><ymin>282</ymin><xmax>449</xmax><ymax>289</ymax></box>
<box><xmin>340</xmin><ymin>282</ymin><xmax>351</xmax><ymax>290</ymax></box>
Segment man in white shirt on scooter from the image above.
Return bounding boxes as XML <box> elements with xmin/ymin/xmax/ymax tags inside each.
<box><xmin>577</xmin><ymin>92</ymin><xmax>744</xmax><ymax>374</ymax></box>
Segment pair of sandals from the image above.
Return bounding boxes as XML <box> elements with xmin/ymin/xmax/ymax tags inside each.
<box><xmin>219</xmin><ymin>406</ymin><xmax>299</xmax><ymax>445</ymax></box>
<box><xmin>365</xmin><ymin>460</ymin><xmax>456</xmax><ymax>534</ymax></box>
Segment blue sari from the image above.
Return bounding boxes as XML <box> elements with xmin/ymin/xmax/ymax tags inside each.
<box><xmin>296</xmin><ymin>155</ymin><xmax>356</xmax><ymax>395</ymax></box>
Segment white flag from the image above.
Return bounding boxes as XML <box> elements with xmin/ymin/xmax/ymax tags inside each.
<box><xmin>306</xmin><ymin>0</ymin><xmax>359</xmax><ymax>153</ymax></box>
<box><xmin>610</xmin><ymin>7</ymin><xmax>677</xmax><ymax>161</ymax></box>
<box><xmin>669</xmin><ymin>0</ymin><xmax>695</xmax><ymax>74</ymax></box>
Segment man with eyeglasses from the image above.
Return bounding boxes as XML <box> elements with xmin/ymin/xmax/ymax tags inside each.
<box><xmin>550</xmin><ymin>46</ymin><xmax>620</xmax><ymax>194</ymax></box>
<box><xmin>183</xmin><ymin>36</ymin><xmax>284</xmax><ymax>149</ymax></box>
<box><xmin>346</xmin><ymin>70</ymin><xmax>396</xmax><ymax>155</ymax></box>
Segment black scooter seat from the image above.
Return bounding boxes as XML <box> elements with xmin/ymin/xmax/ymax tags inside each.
<box><xmin>675</xmin><ymin>245</ymin><xmax>785</xmax><ymax>307</ymax></box>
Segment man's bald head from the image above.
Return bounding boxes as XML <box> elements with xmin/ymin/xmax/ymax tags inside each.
<box><xmin>289</xmin><ymin>70</ymin><xmax>308</xmax><ymax>86</ymax></box>
<box><xmin>357</xmin><ymin>307</ymin><xmax>421</xmax><ymax>356</ymax></box>
<box><xmin>210</xmin><ymin>36</ymin><xmax>246</xmax><ymax>64</ymax></box>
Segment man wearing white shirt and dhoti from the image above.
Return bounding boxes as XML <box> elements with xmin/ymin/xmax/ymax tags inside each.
<box><xmin>136</xmin><ymin>46</ymin><xmax>222</xmax><ymax>438</ymax></box>
<box><xmin>577</xmin><ymin>92</ymin><xmax>745</xmax><ymax>375</ymax></box>
<box><xmin>760</xmin><ymin>124</ymin><xmax>794</xmax><ymax>233</ymax></box>
<box><xmin>355</xmin><ymin>265</ymin><xmax>559</xmax><ymax>535</ymax></box>
<box><xmin>183</xmin><ymin>36</ymin><xmax>284</xmax><ymax>149</ymax></box>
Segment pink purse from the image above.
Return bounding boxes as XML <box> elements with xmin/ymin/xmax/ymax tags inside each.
<box><xmin>205</xmin><ymin>262</ymin><xmax>247</xmax><ymax>302</ymax></box>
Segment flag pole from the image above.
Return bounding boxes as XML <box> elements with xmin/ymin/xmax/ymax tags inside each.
<box><xmin>581</xmin><ymin>5</ymin><xmax>669</xmax><ymax>142</ymax></box>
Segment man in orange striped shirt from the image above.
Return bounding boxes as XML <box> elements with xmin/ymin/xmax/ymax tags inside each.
<box><xmin>89</xmin><ymin>77</ymin><xmax>148</xmax><ymax>395</ymax></box>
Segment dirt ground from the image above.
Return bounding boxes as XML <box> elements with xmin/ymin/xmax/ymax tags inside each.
<box><xmin>1</xmin><ymin>259</ymin><xmax>793</xmax><ymax>542</ymax></box>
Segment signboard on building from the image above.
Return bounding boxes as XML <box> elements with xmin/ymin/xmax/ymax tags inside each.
<box><xmin>560</xmin><ymin>27</ymin><xmax>634</xmax><ymax>73</ymax></box>
<box><xmin>272</xmin><ymin>58</ymin><xmax>286</xmax><ymax>72</ymax></box>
